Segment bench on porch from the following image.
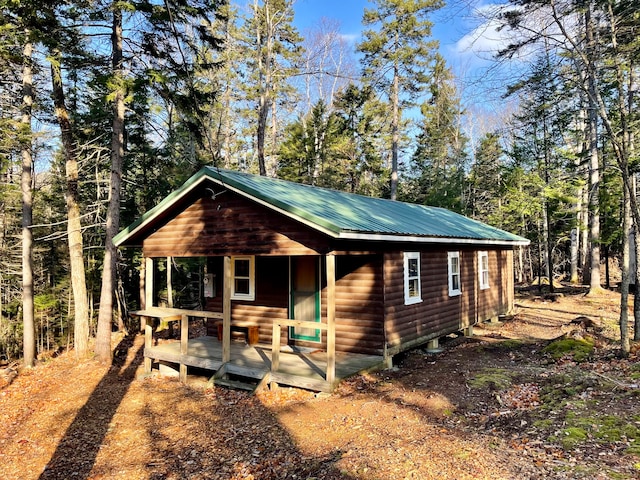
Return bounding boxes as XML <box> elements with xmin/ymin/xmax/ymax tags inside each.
<box><xmin>212</xmin><ymin>321</ymin><xmax>259</xmax><ymax>345</ymax></box>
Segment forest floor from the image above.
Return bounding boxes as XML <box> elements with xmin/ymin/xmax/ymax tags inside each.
<box><xmin>1</xmin><ymin>285</ymin><xmax>640</xmax><ymax>480</ymax></box>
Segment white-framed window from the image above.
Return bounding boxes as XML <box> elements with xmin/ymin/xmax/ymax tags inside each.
<box><xmin>478</xmin><ymin>251</ymin><xmax>490</xmax><ymax>290</ymax></box>
<box><xmin>448</xmin><ymin>251</ymin><xmax>461</xmax><ymax>296</ymax></box>
<box><xmin>403</xmin><ymin>252</ymin><xmax>422</xmax><ymax>305</ymax></box>
<box><xmin>231</xmin><ymin>256</ymin><xmax>255</xmax><ymax>300</ymax></box>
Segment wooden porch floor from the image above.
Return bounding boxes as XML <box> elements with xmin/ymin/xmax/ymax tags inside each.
<box><xmin>145</xmin><ymin>336</ymin><xmax>385</xmax><ymax>392</ymax></box>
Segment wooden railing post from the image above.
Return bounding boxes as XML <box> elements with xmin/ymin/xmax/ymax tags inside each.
<box><xmin>222</xmin><ymin>256</ymin><xmax>231</xmax><ymax>363</ymax></box>
<box><xmin>167</xmin><ymin>256</ymin><xmax>173</xmax><ymax>308</ymax></box>
<box><xmin>179</xmin><ymin>314</ymin><xmax>188</xmax><ymax>382</ymax></box>
<box><xmin>271</xmin><ymin>322</ymin><xmax>281</xmax><ymax>372</ymax></box>
<box><xmin>326</xmin><ymin>254</ymin><xmax>336</xmax><ymax>385</ymax></box>
<box><xmin>144</xmin><ymin>322</ymin><xmax>153</xmax><ymax>374</ymax></box>
<box><xmin>145</xmin><ymin>257</ymin><xmax>153</xmax><ymax>310</ymax></box>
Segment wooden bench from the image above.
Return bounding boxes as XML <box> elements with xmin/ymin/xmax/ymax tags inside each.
<box><xmin>215</xmin><ymin>321</ymin><xmax>259</xmax><ymax>345</ymax></box>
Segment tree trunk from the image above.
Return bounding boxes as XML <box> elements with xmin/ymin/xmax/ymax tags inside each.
<box><xmin>542</xmin><ymin>102</ymin><xmax>554</xmax><ymax>293</ymax></box>
<box><xmin>257</xmin><ymin>92</ymin><xmax>269</xmax><ymax>176</ymax></box>
<box><xmin>95</xmin><ymin>6</ymin><xmax>125</xmax><ymax>364</ymax></box>
<box><xmin>390</xmin><ymin>57</ymin><xmax>399</xmax><ymax>201</ymax></box>
<box><xmin>586</xmin><ymin>92</ymin><xmax>601</xmax><ymax>291</ymax></box>
<box><xmin>635</xmin><ymin>210</ymin><xmax>640</xmax><ymax>341</ymax></box>
<box><xmin>50</xmin><ymin>52</ymin><xmax>90</xmax><ymax>359</ymax></box>
<box><xmin>620</xmin><ymin>175</ymin><xmax>631</xmax><ymax>356</ymax></box>
<box><xmin>570</xmin><ymin>107</ymin><xmax>585</xmax><ymax>284</ymax></box>
<box><xmin>569</xmin><ymin>226</ymin><xmax>579</xmax><ymax>284</ymax></box>
<box><xmin>585</xmin><ymin>5</ymin><xmax>601</xmax><ymax>293</ymax></box>
<box><xmin>21</xmin><ymin>39</ymin><xmax>35</xmax><ymax>368</ymax></box>
<box><xmin>542</xmin><ymin>201</ymin><xmax>553</xmax><ymax>292</ymax></box>
<box><xmin>255</xmin><ymin>0</ymin><xmax>269</xmax><ymax>176</ymax></box>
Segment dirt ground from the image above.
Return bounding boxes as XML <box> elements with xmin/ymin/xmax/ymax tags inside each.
<box><xmin>1</xmin><ymin>286</ymin><xmax>639</xmax><ymax>480</ymax></box>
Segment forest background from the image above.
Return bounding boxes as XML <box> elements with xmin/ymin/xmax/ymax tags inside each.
<box><xmin>0</xmin><ymin>0</ymin><xmax>638</xmax><ymax>367</ymax></box>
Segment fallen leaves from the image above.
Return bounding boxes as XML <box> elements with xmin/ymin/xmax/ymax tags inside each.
<box><xmin>500</xmin><ymin>383</ymin><xmax>541</xmax><ymax>410</ymax></box>
<box><xmin>1</xmin><ymin>289</ymin><xmax>639</xmax><ymax>479</ymax></box>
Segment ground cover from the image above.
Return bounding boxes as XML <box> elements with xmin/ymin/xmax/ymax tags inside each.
<box><xmin>1</xmin><ymin>286</ymin><xmax>639</xmax><ymax>479</ymax></box>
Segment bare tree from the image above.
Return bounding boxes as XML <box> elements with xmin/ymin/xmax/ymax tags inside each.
<box><xmin>20</xmin><ymin>37</ymin><xmax>35</xmax><ymax>368</ymax></box>
<box><xmin>244</xmin><ymin>0</ymin><xmax>302</xmax><ymax>176</ymax></box>
<box><xmin>50</xmin><ymin>51</ymin><xmax>90</xmax><ymax>358</ymax></box>
<box><xmin>95</xmin><ymin>4</ymin><xmax>125</xmax><ymax>365</ymax></box>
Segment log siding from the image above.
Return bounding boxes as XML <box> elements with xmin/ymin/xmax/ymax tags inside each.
<box><xmin>136</xmin><ymin>185</ymin><xmax>518</xmax><ymax>358</ymax></box>
<box><xmin>142</xmin><ymin>188</ymin><xmax>331</xmax><ymax>258</ymax></box>
<box><xmin>384</xmin><ymin>248</ymin><xmax>514</xmax><ymax>353</ymax></box>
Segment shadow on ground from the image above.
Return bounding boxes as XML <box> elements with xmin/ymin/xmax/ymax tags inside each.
<box><xmin>38</xmin><ymin>335</ymin><xmax>143</xmax><ymax>480</ymax></box>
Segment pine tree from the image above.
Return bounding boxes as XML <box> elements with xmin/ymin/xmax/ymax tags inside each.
<box><xmin>241</xmin><ymin>0</ymin><xmax>302</xmax><ymax>176</ymax></box>
<box><xmin>357</xmin><ymin>0</ymin><xmax>443</xmax><ymax>200</ymax></box>
<box><xmin>408</xmin><ymin>55</ymin><xmax>468</xmax><ymax>212</ymax></box>
<box><xmin>468</xmin><ymin>132</ymin><xmax>504</xmax><ymax>223</ymax></box>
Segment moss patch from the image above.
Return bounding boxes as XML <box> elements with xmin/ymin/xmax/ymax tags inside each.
<box><xmin>482</xmin><ymin>339</ymin><xmax>524</xmax><ymax>352</ymax></box>
<box><xmin>559</xmin><ymin>427</ymin><xmax>588</xmax><ymax>449</ymax></box>
<box><xmin>542</xmin><ymin>337</ymin><xmax>594</xmax><ymax>362</ymax></box>
<box><xmin>469</xmin><ymin>368</ymin><xmax>513</xmax><ymax>390</ymax></box>
<box><xmin>555</xmin><ymin>411</ymin><xmax>640</xmax><ymax>453</ymax></box>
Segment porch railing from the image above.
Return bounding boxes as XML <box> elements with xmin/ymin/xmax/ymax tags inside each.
<box><xmin>271</xmin><ymin>319</ymin><xmax>335</xmax><ymax>385</ymax></box>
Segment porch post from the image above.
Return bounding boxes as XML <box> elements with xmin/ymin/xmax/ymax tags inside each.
<box><xmin>167</xmin><ymin>256</ymin><xmax>173</xmax><ymax>307</ymax></box>
<box><xmin>179</xmin><ymin>314</ymin><xmax>188</xmax><ymax>382</ymax></box>
<box><xmin>144</xmin><ymin>322</ymin><xmax>152</xmax><ymax>373</ymax></box>
<box><xmin>140</xmin><ymin>257</ymin><xmax>154</xmax><ymax>333</ymax></box>
<box><xmin>222</xmin><ymin>255</ymin><xmax>231</xmax><ymax>363</ymax></box>
<box><xmin>145</xmin><ymin>257</ymin><xmax>153</xmax><ymax>309</ymax></box>
<box><xmin>326</xmin><ymin>254</ymin><xmax>336</xmax><ymax>385</ymax></box>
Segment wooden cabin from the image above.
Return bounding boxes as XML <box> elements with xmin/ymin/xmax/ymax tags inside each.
<box><xmin>114</xmin><ymin>167</ymin><xmax>528</xmax><ymax>391</ymax></box>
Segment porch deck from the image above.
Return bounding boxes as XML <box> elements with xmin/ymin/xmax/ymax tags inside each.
<box><xmin>146</xmin><ymin>337</ymin><xmax>385</xmax><ymax>392</ymax></box>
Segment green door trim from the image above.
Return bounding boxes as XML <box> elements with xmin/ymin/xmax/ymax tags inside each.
<box><xmin>289</xmin><ymin>257</ymin><xmax>321</xmax><ymax>343</ymax></box>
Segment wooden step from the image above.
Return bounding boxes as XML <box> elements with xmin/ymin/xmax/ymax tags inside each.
<box><xmin>212</xmin><ymin>377</ymin><xmax>256</xmax><ymax>392</ymax></box>
<box><xmin>209</xmin><ymin>364</ymin><xmax>271</xmax><ymax>394</ymax></box>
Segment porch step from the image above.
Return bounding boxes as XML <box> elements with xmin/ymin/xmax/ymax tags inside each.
<box><xmin>212</xmin><ymin>377</ymin><xmax>256</xmax><ymax>392</ymax></box>
<box><xmin>209</xmin><ymin>364</ymin><xmax>271</xmax><ymax>394</ymax></box>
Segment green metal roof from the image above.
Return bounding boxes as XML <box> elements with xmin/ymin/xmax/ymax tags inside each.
<box><xmin>114</xmin><ymin>166</ymin><xmax>529</xmax><ymax>247</ymax></box>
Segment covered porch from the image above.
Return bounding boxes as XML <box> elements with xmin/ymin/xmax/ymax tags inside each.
<box><xmin>132</xmin><ymin>305</ymin><xmax>385</xmax><ymax>392</ymax></box>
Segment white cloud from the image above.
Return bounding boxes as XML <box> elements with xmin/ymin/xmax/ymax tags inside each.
<box><xmin>454</xmin><ymin>3</ymin><xmax>523</xmax><ymax>62</ymax></box>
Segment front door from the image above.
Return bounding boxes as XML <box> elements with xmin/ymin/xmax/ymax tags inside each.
<box><xmin>290</xmin><ymin>256</ymin><xmax>321</xmax><ymax>342</ymax></box>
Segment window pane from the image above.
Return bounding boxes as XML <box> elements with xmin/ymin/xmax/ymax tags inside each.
<box><xmin>235</xmin><ymin>259</ymin><xmax>250</xmax><ymax>277</ymax></box>
<box><xmin>482</xmin><ymin>255</ymin><xmax>488</xmax><ymax>270</ymax></box>
<box><xmin>451</xmin><ymin>256</ymin><xmax>459</xmax><ymax>273</ymax></box>
<box><xmin>408</xmin><ymin>258</ymin><xmax>418</xmax><ymax>277</ymax></box>
<box><xmin>452</xmin><ymin>275</ymin><xmax>460</xmax><ymax>291</ymax></box>
<box><xmin>482</xmin><ymin>271</ymin><xmax>489</xmax><ymax>285</ymax></box>
<box><xmin>235</xmin><ymin>278</ymin><xmax>250</xmax><ymax>295</ymax></box>
<box><xmin>408</xmin><ymin>278</ymin><xmax>419</xmax><ymax>297</ymax></box>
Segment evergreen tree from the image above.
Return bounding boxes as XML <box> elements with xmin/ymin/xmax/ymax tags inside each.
<box><xmin>277</xmin><ymin>84</ymin><xmax>390</xmax><ymax>196</ymax></box>
<box><xmin>357</xmin><ymin>0</ymin><xmax>443</xmax><ymax>200</ymax></box>
<box><xmin>278</xmin><ymin>99</ymin><xmax>339</xmax><ymax>185</ymax></box>
<box><xmin>468</xmin><ymin>132</ymin><xmax>504</xmax><ymax>223</ymax></box>
<box><xmin>506</xmin><ymin>53</ymin><xmax>579</xmax><ymax>289</ymax></box>
<box><xmin>241</xmin><ymin>0</ymin><xmax>302</xmax><ymax>176</ymax></box>
<box><xmin>407</xmin><ymin>55</ymin><xmax>468</xmax><ymax>212</ymax></box>
<box><xmin>331</xmin><ymin>84</ymin><xmax>390</xmax><ymax>196</ymax></box>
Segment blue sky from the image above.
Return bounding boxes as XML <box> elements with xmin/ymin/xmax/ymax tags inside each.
<box><xmin>289</xmin><ymin>0</ymin><xmax>517</xmax><ymax>107</ymax></box>
<box><xmin>232</xmin><ymin>0</ymin><xmax>520</xmax><ymax>141</ymax></box>
<box><xmin>291</xmin><ymin>0</ymin><xmax>487</xmax><ymax>70</ymax></box>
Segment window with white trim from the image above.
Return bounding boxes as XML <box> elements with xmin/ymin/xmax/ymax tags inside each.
<box><xmin>448</xmin><ymin>251</ymin><xmax>461</xmax><ymax>296</ymax></box>
<box><xmin>403</xmin><ymin>252</ymin><xmax>422</xmax><ymax>305</ymax></box>
<box><xmin>478</xmin><ymin>251</ymin><xmax>490</xmax><ymax>290</ymax></box>
<box><xmin>231</xmin><ymin>256</ymin><xmax>255</xmax><ymax>300</ymax></box>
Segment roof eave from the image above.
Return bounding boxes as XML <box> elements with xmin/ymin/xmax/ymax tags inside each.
<box><xmin>114</xmin><ymin>167</ymin><xmax>531</xmax><ymax>249</ymax></box>
<box><xmin>337</xmin><ymin>231</ymin><xmax>531</xmax><ymax>246</ymax></box>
